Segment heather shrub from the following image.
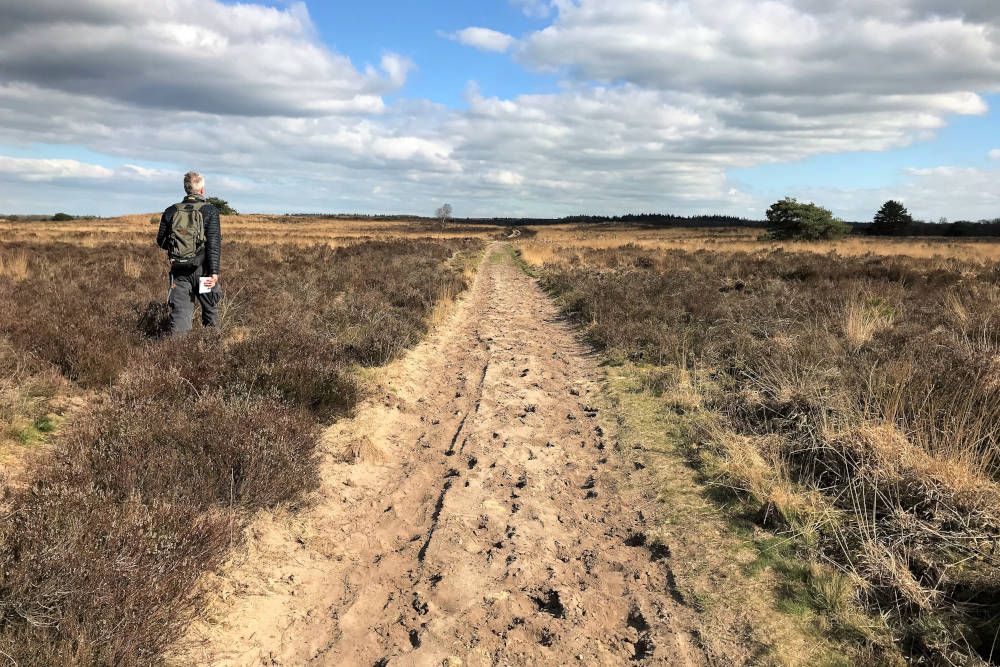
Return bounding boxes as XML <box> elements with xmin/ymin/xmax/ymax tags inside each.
<box><xmin>6</xmin><ymin>277</ymin><xmax>135</xmax><ymax>385</ymax></box>
<box><xmin>133</xmin><ymin>301</ymin><xmax>171</xmax><ymax>338</ymax></box>
<box><xmin>0</xmin><ymin>490</ymin><xmax>229</xmax><ymax>665</ymax></box>
<box><xmin>51</xmin><ymin>373</ymin><xmax>319</xmax><ymax>508</ymax></box>
<box><xmin>0</xmin><ymin>338</ymin><xmax>66</xmax><ymax>449</ymax></box>
<box><xmin>0</xmin><ymin>237</ymin><xmax>478</xmax><ymax>664</ymax></box>
<box><xmin>223</xmin><ymin>324</ymin><xmax>359</xmax><ymax>417</ymax></box>
<box><xmin>0</xmin><ymin>243</ymin><xmax>164</xmax><ymax>386</ymax></box>
<box><xmin>541</xmin><ymin>247</ymin><xmax>1000</xmax><ymax>662</ymax></box>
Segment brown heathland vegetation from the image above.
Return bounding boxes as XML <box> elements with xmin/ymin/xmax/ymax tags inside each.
<box><xmin>518</xmin><ymin>224</ymin><xmax>1000</xmax><ymax>264</ymax></box>
<box><xmin>528</xmin><ymin>231</ymin><xmax>1000</xmax><ymax>664</ymax></box>
<box><xmin>0</xmin><ymin>217</ymin><xmax>478</xmax><ymax>664</ymax></box>
<box><xmin>0</xmin><ymin>214</ymin><xmax>498</xmax><ymax>249</ymax></box>
<box><xmin>3</xmin><ymin>216</ymin><xmax>999</xmax><ymax>665</ymax></box>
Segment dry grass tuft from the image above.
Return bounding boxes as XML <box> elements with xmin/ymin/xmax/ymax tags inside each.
<box><xmin>121</xmin><ymin>255</ymin><xmax>142</xmax><ymax>279</ymax></box>
<box><xmin>858</xmin><ymin>543</ymin><xmax>939</xmax><ymax>611</ymax></box>
<box><xmin>843</xmin><ymin>295</ymin><xmax>897</xmax><ymax>349</ymax></box>
<box><xmin>0</xmin><ymin>251</ymin><xmax>28</xmax><ymax>281</ymax></box>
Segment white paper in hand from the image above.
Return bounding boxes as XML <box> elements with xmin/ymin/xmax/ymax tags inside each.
<box><xmin>198</xmin><ymin>277</ymin><xmax>212</xmax><ymax>294</ymax></box>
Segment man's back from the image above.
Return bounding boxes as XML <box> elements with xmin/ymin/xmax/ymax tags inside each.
<box><xmin>157</xmin><ymin>173</ymin><xmax>224</xmax><ymax>334</ymax></box>
<box><xmin>157</xmin><ymin>194</ymin><xmax>222</xmax><ymax>276</ymax></box>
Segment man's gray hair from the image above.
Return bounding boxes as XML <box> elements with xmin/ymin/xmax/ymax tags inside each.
<box><xmin>183</xmin><ymin>171</ymin><xmax>205</xmax><ymax>195</ymax></box>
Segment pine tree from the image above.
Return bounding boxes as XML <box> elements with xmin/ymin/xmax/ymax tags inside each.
<box><xmin>871</xmin><ymin>200</ymin><xmax>913</xmax><ymax>236</ymax></box>
<box><xmin>207</xmin><ymin>197</ymin><xmax>238</xmax><ymax>215</ymax></box>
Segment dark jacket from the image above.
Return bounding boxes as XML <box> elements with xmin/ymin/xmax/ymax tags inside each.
<box><xmin>157</xmin><ymin>194</ymin><xmax>222</xmax><ymax>275</ymax></box>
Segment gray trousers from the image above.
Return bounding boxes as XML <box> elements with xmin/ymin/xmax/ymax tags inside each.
<box><xmin>168</xmin><ymin>267</ymin><xmax>222</xmax><ymax>333</ymax></box>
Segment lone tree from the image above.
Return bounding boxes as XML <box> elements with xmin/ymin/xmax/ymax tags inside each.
<box><xmin>871</xmin><ymin>200</ymin><xmax>913</xmax><ymax>236</ymax></box>
<box><xmin>765</xmin><ymin>197</ymin><xmax>850</xmax><ymax>240</ymax></box>
<box><xmin>207</xmin><ymin>196</ymin><xmax>238</xmax><ymax>215</ymax></box>
<box><xmin>435</xmin><ymin>203</ymin><xmax>453</xmax><ymax>224</ymax></box>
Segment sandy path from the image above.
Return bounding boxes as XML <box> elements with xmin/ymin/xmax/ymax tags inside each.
<box><xmin>177</xmin><ymin>246</ymin><xmax>704</xmax><ymax>666</ymax></box>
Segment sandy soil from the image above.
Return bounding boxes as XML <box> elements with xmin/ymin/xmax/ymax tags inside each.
<box><xmin>176</xmin><ymin>246</ymin><xmax>705</xmax><ymax>666</ymax></box>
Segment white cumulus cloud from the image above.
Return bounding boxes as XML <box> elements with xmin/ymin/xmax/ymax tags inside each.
<box><xmin>447</xmin><ymin>27</ymin><xmax>516</xmax><ymax>53</ymax></box>
<box><xmin>0</xmin><ymin>156</ymin><xmax>113</xmax><ymax>182</ymax></box>
<box><xmin>0</xmin><ymin>0</ymin><xmax>408</xmax><ymax>117</ymax></box>
<box><xmin>2</xmin><ymin>0</ymin><xmax>1000</xmax><ymax>220</ymax></box>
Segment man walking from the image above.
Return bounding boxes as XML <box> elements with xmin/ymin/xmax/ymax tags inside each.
<box><xmin>156</xmin><ymin>171</ymin><xmax>223</xmax><ymax>333</ymax></box>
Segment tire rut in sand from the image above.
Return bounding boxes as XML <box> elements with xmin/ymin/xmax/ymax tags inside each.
<box><xmin>173</xmin><ymin>245</ymin><xmax>706</xmax><ymax>666</ymax></box>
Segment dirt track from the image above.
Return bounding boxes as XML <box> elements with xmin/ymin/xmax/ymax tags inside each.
<box><xmin>178</xmin><ymin>246</ymin><xmax>705</xmax><ymax>665</ymax></box>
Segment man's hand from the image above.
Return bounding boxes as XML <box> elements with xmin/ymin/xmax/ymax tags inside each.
<box><xmin>204</xmin><ymin>274</ymin><xmax>219</xmax><ymax>289</ymax></box>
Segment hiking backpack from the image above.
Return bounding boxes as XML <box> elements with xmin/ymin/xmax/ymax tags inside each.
<box><xmin>168</xmin><ymin>201</ymin><xmax>206</xmax><ymax>267</ymax></box>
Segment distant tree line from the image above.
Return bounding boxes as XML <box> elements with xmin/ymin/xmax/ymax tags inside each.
<box><xmin>0</xmin><ymin>213</ymin><xmax>98</xmax><ymax>222</ymax></box>
<box><xmin>455</xmin><ymin>213</ymin><xmax>764</xmax><ymax>227</ymax></box>
<box><xmin>856</xmin><ymin>200</ymin><xmax>1000</xmax><ymax>236</ymax></box>
<box><xmin>13</xmin><ymin>196</ymin><xmax>995</xmax><ymax>239</ymax></box>
<box><xmin>915</xmin><ymin>220</ymin><xmax>1000</xmax><ymax>237</ymax></box>
<box><xmin>283</xmin><ymin>206</ymin><xmax>1000</xmax><ymax>237</ymax></box>
<box><xmin>274</xmin><ymin>212</ymin><xmax>764</xmax><ymax>227</ymax></box>
<box><xmin>763</xmin><ymin>198</ymin><xmax>1000</xmax><ymax>240</ymax></box>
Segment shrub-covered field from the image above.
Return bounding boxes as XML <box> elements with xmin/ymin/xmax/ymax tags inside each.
<box><xmin>538</xmin><ymin>246</ymin><xmax>1000</xmax><ymax>663</ymax></box>
<box><xmin>0</xmin><ymin>238</ymin><xmax>477</xmax><ymax>664</ymax></box>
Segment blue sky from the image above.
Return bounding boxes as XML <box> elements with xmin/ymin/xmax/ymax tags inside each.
<box><xmin>1</xmin><ymin>0</ymin><xmax>999</xmax><ymax>220</ymax></box>
<box><xmin>302</xmin><ymin>1</ymin><xmax>558</xmax><ymax>105</ymax></box>
<box><xmin>730</xmin><ymin>95</ymin><xmax>1000</xmax><ymax>206</ymax></box>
